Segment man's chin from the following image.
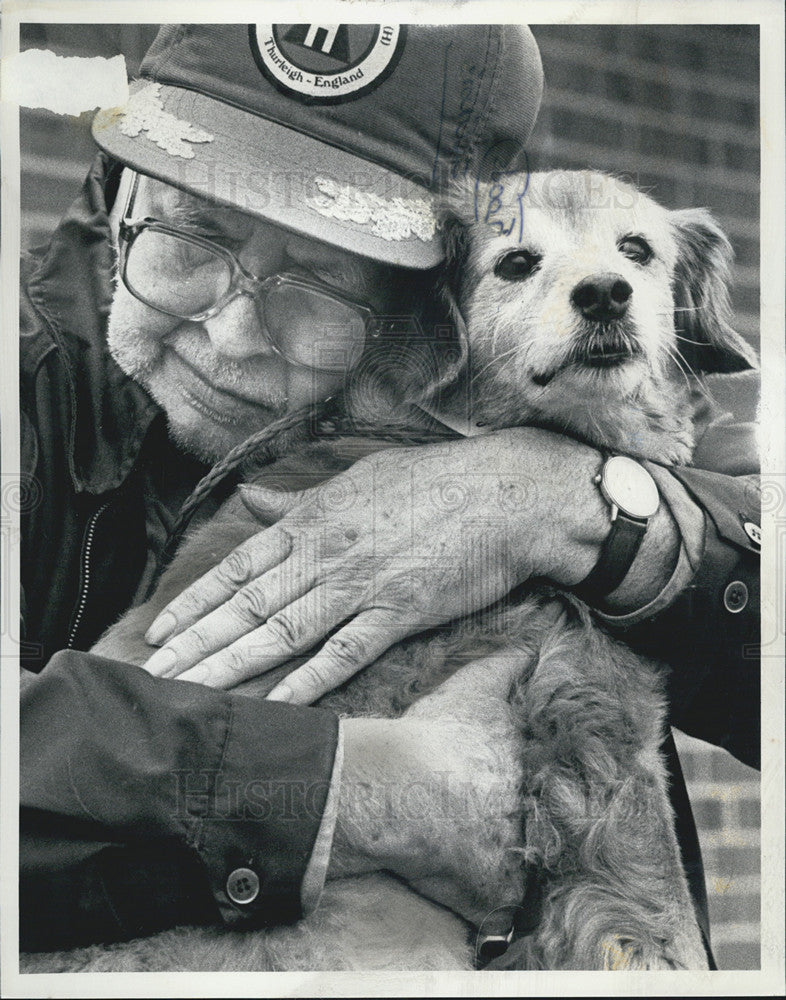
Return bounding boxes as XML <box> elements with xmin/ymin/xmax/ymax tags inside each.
<box><xmin>165</xmin><ymin>417</ymin><xmax>242</xmax><ymax>464</ymax></box>
<box><xmin>157</xmin><ymin>391</ymin><xmax>284</xmax><ymax>463</ymax></box>
<box><xmin>117</xmin><ymin>348</ymin><xmax>284</xmax><ymax>462</ymax></box>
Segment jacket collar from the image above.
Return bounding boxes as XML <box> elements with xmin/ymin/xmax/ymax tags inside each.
<box><xmin>24</xmin><ymin>152</ymin><xmax>162</xmax><ymax>494</ymax></box>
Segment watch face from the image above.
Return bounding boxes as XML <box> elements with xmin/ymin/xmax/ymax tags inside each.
<box><xmin>601</xmin><ymin>456</ymin><xmax>660</xmax><ymax>519</ymax></box>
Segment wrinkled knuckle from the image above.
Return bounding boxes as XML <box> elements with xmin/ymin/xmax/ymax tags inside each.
<box><xmin>319</xmin><ymin>526</ymin><xmax>352</xmax><ymax>558</ymax></box>
<box><xmin>218</xmin><ymin>548</ymin><xmax>254</xmax><ymax>587</ymax></box>
<box><xmin>219</xmin><ymin>646</ymin><xmax>249</xmax><ymax>679</ymax></box>
<box><xmin>175</xmin><ymin>588</ymin><xmax>204</xmax><ymax>619</ymax></box>
<box><xmin>183</xmin><ymin>624</ymin><xmax>214</xmax><ymax>658</ymax></box>
<box><xmin>229</xmin><ymin>585</ymin><xmax>268</xmax><ymax>624</ymax></box>
<box><xmin>326</xmin><ymin>632</ymin><xmax>366</xmax><ymax>668</ymax></box>
<box><xmin>378</xmin><ymin>574</ymin><xmax>418</xmax><ymax>609</ymax></box>
<box><xmin>265</xmin><ymin>611</ymin><xmax>302</xmax><ymax>651</ymax></box>
<box><xmin>297</xmin><ymin>662</ymin><xmax>330</xmax><ymax>691</ymax></box>
<box><xmin>269</xmin><ymin>523</ymin><xmax>295</xmax><ymax>549</ymax></box>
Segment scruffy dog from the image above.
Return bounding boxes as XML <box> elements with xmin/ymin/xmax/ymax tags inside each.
<box><xmin>22</xmin><ymin>172</ymin><xmax>755</xmax><ymax>973</ymax></box>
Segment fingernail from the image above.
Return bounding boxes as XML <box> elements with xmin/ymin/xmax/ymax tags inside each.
<box><xmin>267</xmin><ymin>684</ymin><xmax>293</xmax><ymax>703</ymax></box>
<box><xmin>146</xmin><ymin>611</ymin><xmax>177</xmax><ymax>646</ymax></box>
<box><xmin>146</xmin><ymin>647</ymin><xmax>178</xmax><ymax>677</ymax></box>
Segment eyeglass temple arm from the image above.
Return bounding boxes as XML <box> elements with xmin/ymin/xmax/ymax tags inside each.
<box><xmin>119</xmin><ymin>169</ymin><xmax>143</xmax><ymax>227</ymax></box>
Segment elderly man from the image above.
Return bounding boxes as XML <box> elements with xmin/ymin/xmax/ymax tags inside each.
<box><xmin>20</xmin><ymin>25</ymin><xmax>759</xmax><ymax>963</ymax></box>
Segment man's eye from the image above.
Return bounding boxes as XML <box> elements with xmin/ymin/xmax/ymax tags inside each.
<box><xmin>494</xmin><ymin>249</ymin><xmax>542</xmax><ymax>281</ymax></box>
<box><xmin>190</xmin><ymin>229</ymin><xmax>236</xmax><ymax>249</ymax></box>
<box><xmin>618</xmin><ymin>236</ymin><xmax>653</xmax><ymax>264</ymax></box>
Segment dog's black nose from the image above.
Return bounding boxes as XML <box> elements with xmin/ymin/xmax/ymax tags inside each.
<box><xmin>571</xmin><ymin>274</ymin><xmax>632</xmax><ymax>321</ymax></box>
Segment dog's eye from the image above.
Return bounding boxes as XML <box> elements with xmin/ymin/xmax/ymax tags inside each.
<box><xmin>618</xmin><ymin>236</ymin><xmax>653</xmax><ymax>265</ymax></box>
<box><xmin>494</xmin><ymin>249</ymin><xmax>542</xmax><ymax>281</ymax></box>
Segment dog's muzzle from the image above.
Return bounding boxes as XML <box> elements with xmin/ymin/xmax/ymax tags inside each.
<box><xmin>567</xmin><ymin>273</ymin><xmax>640</xmax><ymax>369</ymax></box>
<box><xmin>576</xmin><ymin>325</ymin><xmax>641</xmax><ymax>367</ymax></box>
<box><xmin>571</xmin><ymin>272</ymin><xmax>632</xmax><ymax>322</ymax></box>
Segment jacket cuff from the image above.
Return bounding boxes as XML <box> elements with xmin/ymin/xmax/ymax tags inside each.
<box><xmin>22</xmin><ymin>653</ymin><xmax>339</xmax><ymax>936</ymax></box>
<box><xmin>176</xmin><ymin>685</ymin><xmax>339</xmax><ymax>929</ymax></box>
<box><xmin>300</xmin><ymin>725</ymin><xmax>344</xmax><ymax>913</ymax></box>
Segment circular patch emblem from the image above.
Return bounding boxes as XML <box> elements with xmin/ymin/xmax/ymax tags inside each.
<box><xmin>249</xmin><ymin>24</ymin><xmax>405</xmax><ymax>104</ymax></box>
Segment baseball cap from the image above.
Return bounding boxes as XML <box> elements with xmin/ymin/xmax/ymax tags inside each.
<box><xmin>93</xmin><ymin>24</ymin><xmax>543</xmax><ymax>268</ymax></box>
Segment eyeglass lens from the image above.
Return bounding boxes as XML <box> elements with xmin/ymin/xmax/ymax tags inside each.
<box><xmin>264</xmin><ymin>284</ymin><xmax>367</xmax><ymax>372</ymax></box>
<box><xmin>125</xmin><ymin>229</ymin><xmax>233</xmax><ymax>316</ymax></box>
<box><xmin>124</xmin><ymin>230</ymin><xmax>367</xmax><ymax>373</ymax></box>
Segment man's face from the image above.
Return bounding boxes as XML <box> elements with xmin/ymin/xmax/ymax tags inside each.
<box><xmin>107</xmin><ymin>172</ymin><xmax>399</xmax><ymax>462</ymax></box>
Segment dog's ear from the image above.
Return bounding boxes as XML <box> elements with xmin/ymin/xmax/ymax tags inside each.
<box><xmin>670</xmin><ymin>208</ymin><xmax>758</xmax><ymax>373</ymax></box>
<box><xmin>411</xmin><ymin>207</ymin><xmax>471</xmax><ymax>401</ymax></box>
<box><xmin>439</xmin><ymin>210</ymin><xmax>470</xmax><ymax>312</ymax></box>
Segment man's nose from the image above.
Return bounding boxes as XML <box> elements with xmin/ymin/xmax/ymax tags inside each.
<box><xmin>202</xmin><ymin>293</ymin><xmax>277</xmax><ymax>360</ymax></box>
<box><xmin>571</xmin><ymin>273</ymin><xmax>632</xmax><ymax>321</ymax></box>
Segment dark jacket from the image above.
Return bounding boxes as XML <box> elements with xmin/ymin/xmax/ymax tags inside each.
<box><xmin>20</xmin><ymin>154</ymin><xmax>338</xmax><ymax>950</ymax></box>
<box><xmin>19</xmin><ymin>154</ymin><xmax>760</xmax><ymax>953</ymax></box>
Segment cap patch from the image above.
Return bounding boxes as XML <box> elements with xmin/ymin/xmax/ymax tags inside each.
<box><xmin>115</xmin><ymin>82</ymin><xmax>214</xmax><ymax>158</ymax></box>
<box><xmin>305</xmin><ymin>176</ymin><xmax>437</xmax><ymax>243</ymax></box>
<box><xmin>249</xmin><ymin>24</ymin><xmax>405</xmax><ymax>104</ymax></box>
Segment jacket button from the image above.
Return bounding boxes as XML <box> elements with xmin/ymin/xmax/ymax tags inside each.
<box><xmin>743</xmin><ymin>521</ymin><xmax>761</xmax><ymax>548</ymax></box>
<box><xmin>723</xmin><ymin>581</ymin><xmax>748</xmax><ymax>614</ymax></box>
<box><xmin>226</xmin><ymin>867</ymin><xmax>260</xmax><ymax>905</ymax></box>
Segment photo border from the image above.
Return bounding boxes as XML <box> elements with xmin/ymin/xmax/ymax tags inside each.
<box><xmin>2</xmin><ymin>2</ymin><xmax>783</xmax><ymax>996</ymax></box>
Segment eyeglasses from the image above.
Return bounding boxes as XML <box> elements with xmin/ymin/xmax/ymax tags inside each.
<box><xmin>117</xmin><ymin>173</ymin><xmax>379</xmax><ymax>373</ymax></box>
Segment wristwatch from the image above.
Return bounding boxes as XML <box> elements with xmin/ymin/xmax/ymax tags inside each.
<box><xmin>575</xmin><ymin>455</ymin><xmax>660</xmax><ymax>602</ymax></box>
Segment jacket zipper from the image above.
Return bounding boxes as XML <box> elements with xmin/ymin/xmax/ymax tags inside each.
<box><xmin>66</xmin><ymin>499</ymin><xmax>111</xmax><ymax>649</ymax></box>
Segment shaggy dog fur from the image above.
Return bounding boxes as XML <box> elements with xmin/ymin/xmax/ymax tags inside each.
<box><xmin>21</xmin><ymin>171</ymin><xmax>756</xmax><ymax>973</ymax></box>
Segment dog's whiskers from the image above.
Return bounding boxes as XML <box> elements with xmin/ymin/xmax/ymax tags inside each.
<box><xmin>666</xmin><ymin>347</ymin><xmax>693</xmax><ymax>394</ymax></box>
<box><xmin>669</xmin><ymin>336</ymin><xmax>710</xmax><ymax>383</ymax></box>
<box><xmin>673</xmin><ymin>333</ymin><xmax>711</xmax><ymax>347</ymax></box>
<box><xmin>472</xmin><ymin>341</ymin><xmax>543</xmax><ymax>394</ymax></box>
<box><xmin>665</xmin><ymin>345</ymin><xmax>714</xmax><ymax>404</ymax></box>
<box><xmin>472</xmin><ymin>343</ymin><xmax>529</xmax><ymax>383</ymax></box>
<box><xmin>650</xmin><ymin>313</ymin><xmax>712</xmax><ymax>347</ymax></box>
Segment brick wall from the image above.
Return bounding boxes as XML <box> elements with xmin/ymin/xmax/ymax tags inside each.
<box><xmin>527</xmin><ymin>25</ymin><xmax>760</xmax><ymax>351</ymax></box>
<box><xmin>18</xmin><ymin>23</ymin><xmax>761</xmax><ymax>970</ymax></box>
<box><xmin>674</xmin><ymin>730</ymin><xmax>760</xmax><ymax>969</ymax></box>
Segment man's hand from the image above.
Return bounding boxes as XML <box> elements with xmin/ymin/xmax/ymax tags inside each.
<box><xmin>142</xmin><ymin>427</ymin><xmax>677</xmax><ymax>702</ymax></box>
<box><xmin>142</xmin><ymin>429</ymin><xmax>605</xmax><ymax>699</ymax></box>
<box><xmin>328</xmin><ymin>649</ymin><xmax>535</xmax><ymax>930</ymax></box>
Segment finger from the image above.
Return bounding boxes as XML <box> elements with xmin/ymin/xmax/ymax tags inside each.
<box><xmin>266</xmin><ymin>610</ymin><xmax>410</xmax><ymax>705</ymax></box>
<box><xmin>145</xmin><ymin>526</ymin><xmax>293</xmax><ymax>646</ymax></box>
<box><xmin>144</xmin><ymin>548</ymin><xmax>320</xmax><ymax>678</ymax></box>
<box><xmin>173</xmin><ymin>582</ymin><xmax>360</xmax><ymax>689</ymax></box>
<box><xmin>239</xmin><ymin>483</ymin><xmax>307</xmax><ymax>522</ymax></box>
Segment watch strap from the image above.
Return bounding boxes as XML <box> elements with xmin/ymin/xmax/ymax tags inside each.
<box><xmin>575</xmin><ymin>511</ymin><xmax>647</xmax><ymax>601</ymax></box>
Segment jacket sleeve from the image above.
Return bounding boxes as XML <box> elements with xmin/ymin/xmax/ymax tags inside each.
<box><xmin>596</xmin><ymin>411</ymin><xmax>761</xmax><ymax>770</ymax></box>
<box><xmin>21</xmin><ymin>651</ymin><xmax>339</xmax><ymax>951</ymax></box>
<box><xmin>653</xmin><ymin>466</ymin><xmax>759</xmax><ymax>768</ymax></box>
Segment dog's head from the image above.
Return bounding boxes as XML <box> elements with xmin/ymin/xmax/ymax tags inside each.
<box><xmin>440</xmin><ymin>171</ymin><xmax>756</xmax><ymax>461</ymax></box>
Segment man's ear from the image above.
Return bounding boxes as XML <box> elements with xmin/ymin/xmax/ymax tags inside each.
<box><xmin>670</xmin><ymin>208</ymin><xmax>758</xmax><ymax>374</ymax></box>
<box><xmin>107</xmin><ymin>165</ymin><xmax>135</xmax><ymax>246</ymax></box>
